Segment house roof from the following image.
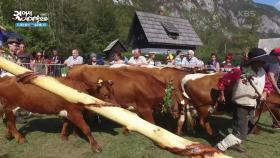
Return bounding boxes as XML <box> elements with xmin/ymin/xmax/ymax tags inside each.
<box><xmin>134</xmin><ymin>11</ymin><xmax>203</xmax><ymax>47</ymax></box>
<box><xmin>258</xmin><ymin>38</ymin><xmax>280</xmax><ymax>53</ymax></box>
<box><xmin>103</xmin><ymin>39</ymin><xmax>127</xmax><ymax>52</ymax></box>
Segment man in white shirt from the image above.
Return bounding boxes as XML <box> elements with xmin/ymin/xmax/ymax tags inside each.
<box><xmin>182</xmin><ymin>50</ymin><xmax>202</xmax><ymax>68</ymax></box>
<box><xmin>128</xmin><ymin>48</ymin><xmax>147</xmax><ymax>66</ymax></box>
<box><xmin>64</xmin><ymin>49</ymin><xmax>83</xmax><ymax>67</ymax></box>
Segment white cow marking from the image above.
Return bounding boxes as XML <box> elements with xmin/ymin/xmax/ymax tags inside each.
<box><xmin>59</xmin><ymin>110</ymin><xmax>68</xmax><ymax>117</ymax></box>
<box><xmin>181</xmin><ymin>73</ymin><xmax>217</xmax><ymax>99</ymax></box>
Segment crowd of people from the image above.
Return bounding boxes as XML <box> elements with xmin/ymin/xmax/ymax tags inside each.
<box><xmin>0</xmin><ymin>37</ymin><xmax>241</xmax><ymax>77</ymax></box>
<box><xmin>109</xmin><ymin>48</ymin><xmax>238</xmax><ymax>73</ymax></box>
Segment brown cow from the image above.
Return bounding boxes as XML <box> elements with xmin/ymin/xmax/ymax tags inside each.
<box><xmin>67</xmin><ymin>65</ymin><xmax>175</xmax><ymax>125</ymax></box>
<box><xmin>119</xmin><ymin>66</ymin><xmax>191</xmax><ymax>135</ymax></box>
<box><xmin>0</xmin><ymin>76</ymin><xmax>114</xmax><ymax>152</ymax></box>
<box><xmin>181</xmin><ymin>72</ymin><xmax>280</xmax><ymax>135</ymax></box>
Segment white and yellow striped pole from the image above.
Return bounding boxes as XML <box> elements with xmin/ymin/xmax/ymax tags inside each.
<box><xmin>0</xmin><ymin>57</ymin><xmax>230</xmax><ymax>158</ymax></box>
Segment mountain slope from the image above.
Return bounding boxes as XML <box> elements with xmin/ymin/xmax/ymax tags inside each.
<box><xmin>148</xmin><ymin>0</ymin><xmax>280</xmax><ymax>36</ymax></box>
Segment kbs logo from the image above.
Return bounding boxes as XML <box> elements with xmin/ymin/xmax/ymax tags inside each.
<box><xmin>238</xmin><ymin>10</ymin><xmax>256</xmax><ymax>18</ymax></box>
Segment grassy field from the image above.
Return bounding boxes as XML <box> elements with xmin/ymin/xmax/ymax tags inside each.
<box><xmin>0</xmin><ymin>112</ymin><xmax>279</xmax><ymax>158</ymax></box>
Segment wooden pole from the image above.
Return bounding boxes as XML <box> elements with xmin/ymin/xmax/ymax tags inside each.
<box><xmin>0</xmin><ymin>57</ymin><xmax>230</xmax><ymax>158</ymax></box>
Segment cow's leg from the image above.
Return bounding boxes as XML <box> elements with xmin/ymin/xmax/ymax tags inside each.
<box><xmin>2</xmin><ymin>115</ymin><xmax>13</xmax><ymax>140</ymax></box>
<box><xmin>67</xmin><ymin>110</ymin><xmax>102</xmax><ymax>153</ymax></box>
<box><xmin>204</xmin><ymin>118</ymin><xmax>213</xmax><ymax>136</ymax></box>
<box><xmin>61</xmin><ymin>118</ymin><xmax>69</xmax><ymax>141</ymax></box>
<box><xmin>177</xmin><ymin>113</ymin><xmax>185</xmax><ymax>136</ymax></box>
<box><xmin>176</xmin><ymin>100</ymin><xmax>187</xmax><ymax>136</ymax></box>
<box><xmin>72</xmin><ymin>125</ymin><xmax>79</xmax><ymax>138</ymax></box>
<box><xmin>198</xmin><ymin>107</ymin><xmax>213</xmax><ymax>136</ymax></box>
<box><xmin>4</xmin><ymin>108</ymin><xmax>25</xmax><ymax>144</ymax></box>
<box><xmin>4</xmin><ymin>119</ymin><xmax>13</xmax><ymax>140</ymax></box>
<box><xmin>122</xmin><ymin>106</ymin><xmax>154</xmax><ymax>135</ymax></box>
<box><xmin>137</xmin><ymin>106</ymin><xmax>155</xmax><ymax>123</ymax></box>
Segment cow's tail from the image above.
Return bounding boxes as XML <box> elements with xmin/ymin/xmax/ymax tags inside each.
<box><xmin>181</xmin><ymin>75</ymin><xmax>193</xmax><ymax>99</ymax></box>
<box><xmin>181</xmin><ymin>73</ymin><xmax>213</xmax><ymax>99</ymax></box>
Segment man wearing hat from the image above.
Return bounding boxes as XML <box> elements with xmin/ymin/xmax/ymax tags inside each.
<box><xmin>2</xmin><ymin>38</ymin><xmax>19</xmax><ymax>69</ymax></box>
<box><xmin>5</xmin><ymin>38</ymin><xmax>20</xmax><ymax>63</ymax></box>
<box><xmin>0</xmin><ymin>38</ymin><xmax>20</xmax><ymax>76</ymax></box>
<box><xmin>265</xmin><ymin>48</ymin><xmax>280</xmax><ymax>129</ymax></box>
<box><xmin>216</xmin><ymin>48</ymin><xmax>277</xmax><ymax>152</ymax></box>
<box><xmin>1</xmin><ymin>38</ymin><xmax>27</xmax><ymax>124</ymax></box>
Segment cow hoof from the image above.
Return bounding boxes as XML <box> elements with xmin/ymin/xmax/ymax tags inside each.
<box><xmin>18</xmin><ymin>137</ymin><xmax>26</xmax><ymax>144</ymax></box>
<box><xmin>92</xmin><ymin>145</ymin><xmax>102</xmax><ymax>153</ymax></box>
<box><xmin>122</xmin><ymin>127</ymin><xmax>130</xmax><ymax>136</ymax></box>
<box><xmin>72</xmin><ymin>130</ymin><xmax>78</xmax><ymax>138</ymax></box>
<box><xmin>252</xmin><ymin>126</ymin><xmax>261</xmax><ymax>135</ymax></box>
<box><xmin>5</xmin><ymin>132</ymin><xmax>14</xmax><ymax>140</ymax></box>
<box><xmin>176</xmin><ymin>132</ymin><xmax>182</xmax><ymax>136</ymax></box>
<box><xmin>61</xmin><ymin>135</ymin><xmax>69</xmax><ymax>141</ymax></box>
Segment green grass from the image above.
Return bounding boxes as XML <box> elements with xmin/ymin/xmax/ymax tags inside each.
<box><xmin>0</xmin><ymin>112</ymin><xmax>279</xmax><ymax>158</ymax></box>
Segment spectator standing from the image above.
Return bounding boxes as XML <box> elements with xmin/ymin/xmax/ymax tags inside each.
<box><xmin>147</xmin><ymin>52</ymin><xmax>156</xmax><ymax>66</ymax></box>
<box><xmin>1</xmin><ymin>38</ymin><xmax>27</xmax><ymax>124</ymax></box>
<box><xmin>182</xmin><ymin>50</ymin><xmax>201</xmax><ymax>68</ymax></box>
<box><xmin>50</xmin><ymin>49</ymin><xmax>61</xmax><ymax>64</ymax></box>
<box><xmin>89</xmin><ymin>53</ymin><xmax>98</xmax><ymax>65</ymax></box>
<box><xmin>1</xmin><ymin>38</ymin><xmax>20</xmax><ymax>76</ymax></box>
<box><xmin>110</xmin><ymin>52</ymin><xmax>124</xmax><ymax>65</ymax></box>
<box><xmin>265</xmin><ymin>48</ymin><xmax>280</xmax><ymax>129</ymax></box>
<box><xmin>49</xmin><ymin>50</ymin><xmax>62</xmax><ymax>76</ymax></box>
<box><xmin>128</xmin><ymin>48</ymin><xmax>147</xmax><ymax>66</ymax></box>
<box><xmin>165</xmin><ymin>50</ymin><xmax>174</xmax><ymax>65</ymax></box>
<box><xmin>32</xmin><ymin>52</ymin><xmax>48</xmax><ymax>75</ymax></box>
<box><xmin>207</xmin><ymin>53</ymin><xmax>220</xmax><ymax>72</ymax></box>
<box><xmin>64</xmin><ymin>49</ymin><xmax>83</xmax><ymax>67</ymax></box>
<box><xmin>5</xmin><ymin>38</ymin><xmax>19</xmax><ymax>63</ymax></box>
<box><xmin>17</xmin><ymin>43</ymin><xmax>31</xmax><ymax>65</ymax></box>
<box><xmin>266</xmin><ymin>48</ymin><xmax>280</xmax><ymax>94</ymax></box>
<box><xmin>221</xmin><ymin>53</ymin><xmax>235</xmax><ymax>72</ymax></box>
<box><xmin>174</xmin><ymin>50</ymin><xmax>184</xmax><ymax>67</ymax></box>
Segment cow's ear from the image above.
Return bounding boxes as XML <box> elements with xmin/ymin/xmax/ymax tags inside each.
<box><xmin>108</xmin><ymin>80</ymin><xmax>114</xmax><ymax>86</ymax></box>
